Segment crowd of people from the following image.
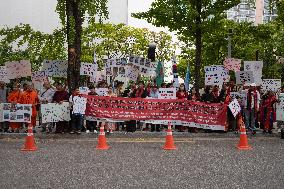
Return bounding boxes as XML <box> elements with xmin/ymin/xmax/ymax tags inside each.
<box><xmin>0</xmin><ymin>79</ymin><xmax>283</xmax><ymax>135</ymax></box>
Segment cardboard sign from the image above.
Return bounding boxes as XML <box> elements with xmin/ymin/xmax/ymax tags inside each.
<box><xmin>0</xmin><ymin>66</ymin><xmax>10</xmax><ymax>83</ymax></box>
<box><xmin>244</xmin><ymin>61</ymin><xmax>263</xmax><ymax>85</ymax></box>
<box><xmin>158</xmin><ymin>88</ymin><xmax>177</xmax><ymax>99</ymax></box>
<box><xmin>32</xmin><ymin>71</ymin><xmax>48</xmax><ymax>83</ymax></box>
<box><xmin>72</xmin><ymin>96</ymin><xmax>87</xmax><ymax>114</ymax></box>
<box><xmin>79</xmin><ymin>87</ymin><xmax>90</xmax><ymax>95</ymax></box>
<box><xmin>2</xmin><ymin>103</ymin><xmax>32</xmax><ymax>123</ymax></box>
<box><xmin>229</xmin><ymin>98</ymin><xmax>241</xmax><ymax>117</ymax></box>
<box><xmin>230</xmin><ymin>91</ymin><xmax>247</xmax><ymax>107</ymax></box>
<box><xmin>235</xmin><ymin>71</ymin><xmax>254</xmax><ymax>85</ymax></box>
<box><xmin>42</xmin><ymin>60</ymin><xmax>67</xmax><ymax>77</ymax></box>
<box><xmin>5</xmin><ymin>60</ymin><xmax>32</xmax><ymax>79</ymax></box>
<box><xmin>261</xmin><ymin>79</ymin><xmax>281</xmax><ymax>92</ymax></box>
<box><xmin>41</xmin><ymin>102</ymin><xmax>71</xmax><ymax>123</ymax></box>
<box><xmin>80</xmin><ymin>63</ymin><xmax>98</xmax><ymax>77</ymax></box>
<box><xmin>126</xmin><ymin>65</ymin><xmax>139</xmax><ymax>81</ymax></box>
<box><xmin>204</xmin><ymin>65</ymin><xmax>230</xmax><ymax>85</ymax></box>
<box><xmin>223</xmin><ymin>58</ymin><xmax>241</xmax><ymax>72</ymax></box>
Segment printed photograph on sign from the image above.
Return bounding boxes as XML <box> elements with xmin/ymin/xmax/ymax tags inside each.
<box><xmin>134</xmin><ymin>56</ymin><xmax>139</xmax><ymax>64</ymax></box>
<box><xmin>129</xmin><ymin>56</ymin><xmax>135</xmax><ymax>63</ymax></box>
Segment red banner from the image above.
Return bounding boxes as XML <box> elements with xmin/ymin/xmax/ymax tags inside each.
<box><xmin>85</xmin><ymin>96</ymin><xmax>228</xmax><ymax>131</ymax></box>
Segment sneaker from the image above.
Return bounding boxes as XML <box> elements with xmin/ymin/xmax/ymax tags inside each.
<box><xmin>76</xmin><ymin>131</ymin><xmax>81</xmax><ymax>135</ymax></box>
<box><xmin>86</xmin><ymin>130</ymin><xmax>90</xmax><ymax>133</ymax></box>
<box><xmin>70</xmin><ymin>131</ymin><xmax>75</xmax><ymax>134</ymax></box>
<box><xmin>94</xmin><ymin>130</ymin><xmax>98</xmax><ymax>134</ymax></box>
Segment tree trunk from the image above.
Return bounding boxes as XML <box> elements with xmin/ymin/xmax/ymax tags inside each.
<box><xmin>66</xmin><ymin>0</ymin><xmax>83</xmax><ymax>93</ymax></box>
<box><xmin>194</xmin><ymin>1</ymin><xmax>202</xmax><ymax>92</ymax></box>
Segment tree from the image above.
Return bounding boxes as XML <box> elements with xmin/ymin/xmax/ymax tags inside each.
<box><xmin>56</xmin><ymin>0</ymin><xmax>108</xmax><ymax>91</ymax></box>
<box><xmin>133</xmin><ymin>0</ymin><xmax>240</xmax><ymax>90</ymax></box>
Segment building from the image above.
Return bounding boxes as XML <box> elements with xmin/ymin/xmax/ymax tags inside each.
<box><xmin>227</xmin><ymin>0</ymin><xmax>277</xmax><ymax>25</ymax></box>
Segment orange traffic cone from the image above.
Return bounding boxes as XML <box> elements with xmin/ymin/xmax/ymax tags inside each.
<box><xmin>21</xmin><ymin>124</ymin><xmax>37</xmax><ymax>151</ymax></box>
<box><xmin>163</xmin><ymin>122</ymin><xmax>176</xmax><ymax>150</ymax></box>
<box><xmin>96</xmin><ymin>123</ymin><xmax>110</xmax><ymax>150</ymax></box>
<box><xmin>237</xmin><ymin>115</ymin><xmax>252</xmax><ymax>150</ymax></box>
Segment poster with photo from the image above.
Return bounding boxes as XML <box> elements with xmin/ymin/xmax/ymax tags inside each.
<box><xmin>41</xmin><ymin>102</ymin><xmax>71</xmax><ymax>123</ymax></box>
<box><xmin>2</xmin><ymin>103</ymin><xmax>32</xmax><ymax>123</ymax></box>
<box><xmin>244</xmin><ymin>61</ymin><xmax>263</xmax><ymax>85</ymax></box>
<box><xmin>126</xmin><ymin>65</ymin><xmax>139</xmax><ymax>81</ymax></box>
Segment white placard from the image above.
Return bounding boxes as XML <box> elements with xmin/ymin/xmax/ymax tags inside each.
<box><xmin>42</xmin><ymin>60</ymin><xmax>67</xmax><ymax>77</ymax></box>
<box><xmin>204</xmin><ymin>65</ymin><xmax>230</xmax><ymax>85</ymax></box>
<box><xmin>235</xmin><ymin>71</ymin><xmax>254</xmax><ymax>85</ymax></box>
<box><xmin>2</xmin><ymin>103</ymin><xmax>32</xmax><ymax>123</ymax></box>
<box><xmin>0</xmin><ymin>66</ymin><xmax>10</xmax><ymax>83</ymax></box>
<box><xmin>244</xmin><ymin>61</ymin><xmax>263</xmax><ymax>85</ymax></box>
<box><xmin>41</xmin><ymin>102</ymin><xmax>71</xmax><ymax>123</ymax></box>
<box><xmin>95</xmin><ymin>88</ymin><xmax>108</xmax><ymax>96</ymax></box>
<box><xmin>229</xmin><ymin>98</ymin><xmax>241</xmax><ymax>117</ymax></box>
<box><xmin>276</xmin><ymin>93</ymin><xmax>284</xmax><ymax>121</ymax></box>
<box><xmin>261</xmin><ymin>79</ymin><xmax>281</xmax><ymax>92</ymax></box>
<box><xmin>230</xmin><ymin>91</ymin><xmax>247</xmax><ymax>107</ymax></box>
<box><xmin>126</xmin><ymin>65</ymin><xmax>139</xmax><ymax>81</ymax></box>
<box><xmin>32</xmin><ymin>71</ymin><xmax>48</xmax><ymax>83</ymax></box>
<box><xmin>5</xmin><ymin>60</ymin><xmax>32</xmax><ymax>79</ymax></box>
<box><xmin>158</xmin><ymin>88</ymin><xmax>177</xmax><ymax>99</ymax></box>
<box><xmin>72</xmin><ymin>96</ymin><xmax>87</xmax><ymax>114</ymax></box>
<box><xmin>80</xmin><ymin>62</ymin><xmax>98</xmax><ymax>77</ymax></box>
<box><xmin>79</xmin><ymin>87</ymin><xmax>90</xmax><ymax>95</ymax></box>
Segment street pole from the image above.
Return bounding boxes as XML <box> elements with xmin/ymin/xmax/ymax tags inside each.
<box><xmin>228</xmin><ymin>29</ymin><xmax>233</xmax><ymax>58</ymax></box>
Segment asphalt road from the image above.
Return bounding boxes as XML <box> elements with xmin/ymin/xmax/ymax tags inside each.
<box><xmin>0</xmin><ymin>136</ymin><xmax>283</xmax><ymax>189</ymax></box>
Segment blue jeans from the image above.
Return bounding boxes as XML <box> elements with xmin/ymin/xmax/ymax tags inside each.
<box><xmin>244</xmin><ymin>109</ymin><xmax>256</xmax><ymax>131</ymax></box>
<box><xmin>71</xmin><ymin>114</ymin><xmax>84</xmax><ymax>132</ymax></box>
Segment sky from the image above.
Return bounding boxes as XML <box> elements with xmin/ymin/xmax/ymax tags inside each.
<box><xmin>0</xmin><ymin>0</ymin><xmax>168</xmax><ymax>33</ymax></box>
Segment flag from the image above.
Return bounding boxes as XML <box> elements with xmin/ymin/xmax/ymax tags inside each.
<box><xmin>185</xmin><ymin>63</ymin><xmax>190</xmax><ymax>91</ymax></box>
<box><xmin>155</xmin><ymin>61</ymin><xmax>164</xmax><ymax>87</ymax></box>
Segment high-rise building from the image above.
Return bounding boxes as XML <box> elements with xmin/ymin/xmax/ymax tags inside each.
<box><xmin>227</xmin><ymin>0</ymin><xmax>277</xmax><ymax>25</ymax></box>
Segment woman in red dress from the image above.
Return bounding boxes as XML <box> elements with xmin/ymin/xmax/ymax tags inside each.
<box><xmin>176</xmin><ymin>84</ymin><xmax>188</xmax><ymax>132</ymax></box>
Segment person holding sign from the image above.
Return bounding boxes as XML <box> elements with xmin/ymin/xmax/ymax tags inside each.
<box><xmin>19</xmin><ymin>83</ymin><xmax>39</xmax><ymax>130</ymax></box>
<box><xmin>244</xmin><ymin>83</ymin><xmax>260</xmax><ymax>134</ymax></box>
<box><xmin>7</xmin><ymin>84</ymin><xmax>22</xmax><ymax>132</ymax></box>
<box><xmin>261</xmin><ymin>91</ymin><xmax>278</xmax><ymax>134</ymax></box>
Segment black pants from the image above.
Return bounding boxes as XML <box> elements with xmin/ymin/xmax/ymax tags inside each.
<box><xmin>86</xmin><ymin>120</ymin><xmax>97</xmax><ymax>132</ymax></box>
<box><xmin>151</xmin><ymin>124</ymin><xmax>160</xmax><ymax>132</ymax></box>
<box><xmin>125</xmin><ymin>120</ymin><xmax>136</xmax><ymax>132</ymax></box>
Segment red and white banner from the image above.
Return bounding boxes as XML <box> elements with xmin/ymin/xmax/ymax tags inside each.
<box><xmin>85</xmin><ymin>96</ymin><xmax>228</xmax><ymax>131</ymax></box>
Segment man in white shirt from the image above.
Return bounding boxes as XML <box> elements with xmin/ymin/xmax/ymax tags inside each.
<box><xmin>39</xmin><ymin>81</ymin><xmax>55</xmax><ymax>133</ymax></box>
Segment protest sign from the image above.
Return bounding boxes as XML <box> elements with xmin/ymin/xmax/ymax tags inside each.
<box><xmin>2</xmin><ymin>103</ymin><xmax>32</xmax><ymax>123</ymax></box>
<box><xmin>90</xmin><ymin>70</ymin><xmax>106</xmax><ymax>83</ymax></box>
<box><xmin>72</xmin><ymin>96</ymin><xmax>87</xmax><ymax>114</ymax></box>
<box><xmin>80</xmin><ymin>63</ymin><xmax>98</xmax><ymax>77</ymax></box>
<box><xmin>95</xmin><ymin>88</ymin><xmax>108</xmax><ymax>96</ymax></box>
<box><xmin>85</xmin><ymin>96</ymin><xmax>228</xmax><ymax>131</ymax></box>
<box><xmin>261</xmin><ymin>79</ymin><xmax>281</xmax><ymax>92</ymax></box>
<box><xmin>158</xmin><ymin>88</ymin><xmax>177</xmax><ymax>99</ymax></box>
<box><xmin>229</xmin><ymin>98</ymin><xmax>241</xmax><ymax>117</ymax></box>
<box><xmin>126</xmin><ymin>65</ymin><xmax>139</xmax><ymax>81</ymax></box>
<box><xmin>230</xmin><ymin>91</ymin><xmax>247</xmax><ymax>107</ymax></box>
<box><xmin>42</xmin><ymin>60</ymin><xmax>67</xmax><ymax>77</ymax></box>
<box><xmin>32</xmin><ymin>71</ymin><xmax>48</xmax><ymax>83</ymax></box>
<box><xmin>223</xmin><ymin>58</ymin><xmax>241</xmax><ymax>72</ymax></box>
<box><xmin>5</xmin><ymin>60</ymin><xmax>32</xmax><ymax>79</ymax></box>
<box><xmin>79</xmin><ymin>87</ymin><xmax>90</xmax><ymax>95</ymax></box>
<box><xmin>0</xmin><ymin>66</ymin><xmax>9</xmax><ymax>83</ymax></box>
<box><xmin>244</xmin><ymin>61</ymin><xmax>263</xmax><ymax>85</ymax></box>
<box><xmin>235</xmin><ymin>71</ymin><xmax>254</xmax><ymax>85</ymax></box>
<box><xmin>204</xmin><ymin>65</ymin><xmax>230</xmax><ymax>85</ymax></box>
<box><xmin>276</xmin><ymin>93</ymin><xmax>284</xmax><ymax>121</ymax></box>
<box><xmin>41</xmin><ymin>102</ymin><xmax>71</xmax><ymax>123</ymax></box>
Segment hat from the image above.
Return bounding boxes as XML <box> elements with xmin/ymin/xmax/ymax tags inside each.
<box><xmin>250</xmin><ymin>83</ymin><xmax>256</xmax><ymax>87</ymax></box>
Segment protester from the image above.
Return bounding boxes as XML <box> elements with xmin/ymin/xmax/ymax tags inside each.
<box><xmin>86</xmin><ymin>85</ymin><xmax>98</xmax><ymax>133</ymax></box>
<box><xmin>105</xmin><ymin>86</ymin><xmax>117</xmax><ymax>133</ymax></box>
<box><xmin>39</xmin><ymin>81</ymin><xmax>55</xmax><ymax>133</ymax></box>
<box><xmin>69</xmin><ymin>88</ymin><xmax>84</xmax><ymax>134</ymax></box>
<box><xmin>261</xmin><ymin>91</ymin><xmax>278</xmax><ymax>134</ymax></box>
<box><xmin>7</xmin><ymin>83</ymin><xmax>22</xmax><ymax>132</ymax></box>
<box><xmin>135</xmin><ymin>81</ymin><xmax>148</xmax><ymax>98</ymax></box>
<box><xmin>0</xmin><ymin>82</ymin><xmax>8</xmax><ymax>132</ymax></box>
<box><xmin>201</xmin><ymin>86</ymin><xmax>213</xmax><ymax>103</ymax></box>
<box><xmin>188</xmin><ymin>88</ymin><xmax>200</xmax><ymax>101</ymax></box>
<box><xmin>19</xmin><ymin>83</ymin><xmax>39</xmax><ymax>132</ymax></box>
<box><xmin>176</xmin><ymin>84</ymin><xmax>188</xmax><ymax>99</ymax></box>
<box><xmin>244</xmin><ymin>83</ymin><xmax>260</xmax><ymax>134</ymax></box>
<box><xmin>52</xmin><ymin>82</ymin><xmax>70</xmax><ymax>133</ymax></box>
